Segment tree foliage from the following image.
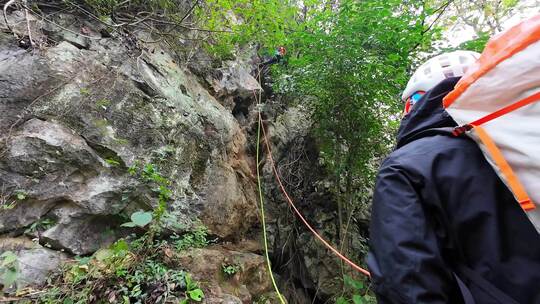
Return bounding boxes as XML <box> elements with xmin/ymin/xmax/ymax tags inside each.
<box><xmin>271</xmin><ymin>0</ymin><xmax>436</xmax><ymax>244</ymax></box>
<box><xmin>431</xmin><ymin>0</ymin><xmax>538</xmax><ymax>52</ymax></box>
<box><xmin>195</xmin><ymin>0</ymin><xmax>300</xmax><ymax>56</ymax></box>
<box><xmin>446</xmin><ymin>0</ymin><xmax>532</xmax><ymax>34</ymax></box>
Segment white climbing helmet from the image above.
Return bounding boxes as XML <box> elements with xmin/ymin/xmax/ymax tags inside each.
<box><xmin>401</xmin><ymin>50</ymin><xmax>481</xmax><ymax>101</ymax></box>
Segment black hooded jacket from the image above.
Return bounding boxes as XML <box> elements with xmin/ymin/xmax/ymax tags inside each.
<box><xmin>367</xmin><ymin>77</ymin><xmax>540</xmax><ymax>304</ymax></box>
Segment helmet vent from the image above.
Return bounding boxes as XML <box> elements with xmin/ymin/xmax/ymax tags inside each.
<box><xmin>439</xmin><ymin>56</ymin><xmax>450</xmax><ymax>67</ymax></box>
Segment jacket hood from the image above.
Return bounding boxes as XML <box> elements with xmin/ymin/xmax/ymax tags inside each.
<box><xmin>395</xmin><ymin>77</ymin><xmax>460</xmax><ymax>148</ymax></box>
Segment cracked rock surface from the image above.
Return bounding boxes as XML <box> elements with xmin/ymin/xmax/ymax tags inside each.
<box><xmin>0</xmin><ymin>8</ymin><xmax>259</xmax><ymax>279</ymax></box>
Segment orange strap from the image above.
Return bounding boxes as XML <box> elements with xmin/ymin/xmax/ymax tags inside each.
<box><xmin>470</xmin><ymin>91</ymin><xmax>540</xmax><ymax>127</ymax></box>
<box><xmin>443</xmin><ymin>14</ymin><xmax>540</xmax><ymax>108</ymax></box>
<box><xmin>473</xmin><ymin>126</ymin><xmax>535</xmax><ymax>211</ymax></box>
<box><xmin>452</xmin><ymin>92</ymin><xmax>540</xmax><ymax>137</ymax></box>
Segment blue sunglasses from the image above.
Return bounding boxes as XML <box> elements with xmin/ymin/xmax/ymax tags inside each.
<box><xmin>409</xmin><ymin>91</ymin><xmax>425</xmax><ymax>105</ymax></box>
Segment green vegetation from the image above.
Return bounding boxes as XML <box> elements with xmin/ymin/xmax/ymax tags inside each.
<box><xmin>0</xmin><ymin>251</ymin><xmax>18</xmax><ymax>291</ymax></box>
<box><xmin>221</xmin><ymin>264</ymin><xmax>240</xmax><ymax>277</ymax></box>
<box><xmin>93</xmin><ymin>118</ymin><xmax>109</xmax><ymax>132</ymax></box>
<box><xmin>179</xmin><ymin>274</ymin><xmax>204</xmax><ymax>303</ymax></box>
<box><xmin>121</xmin><ymin>211</ymin><xmax>153</xmax><ymax>228</ymax></box>
<box><xmin>33</xmin><ymin>162</ymin><xmax>208</xmax><ymax>303</ymax></box>
<box><xmin>14</xmin><ymin>190</ymin><xmax>27</xmax><ymax>201</ymax></box>
<box><xmin>127</xmin><ymin>162</ymin><xmax>172</xmax><ymax>241</ymax></box>
<box><xmin>272</xmin><ymin>1</ymin><xmax>436</xmax><ymax>255</ymax></box>
<box><xmin>95</xmin><ymin>98</ymin><xmax>111</xmax><ymax>108</ymax></box>
<box><xmin>24</xmin><ymin>218</ymin><xmax>56</xmax><ymax>234</ymax></box>
<box><xmin>336</xmin><ymin>275</ymin><xmax>377</xmax><ymax>304</ymax></box>
<box><xmin>192</xmin><ymin>0</ymin><xmax>530</xmax><ymax>297</ymax></box>
<box><xmin>170</xmin><ymin>226</ymin><xmax>209</xmax><ymax>251</ymax></box>
<box><xmin>104</xmin><ymin>158</ymin><xmax>121</xmax><ymax>167</ymax></box>
<box><xmin>0</xmin><ymin>200</ymin><xmax>16</xmax><ymax>210</ymax></box>
<box><xmin>0</xmin><ymin>190</ymin><xmax>27</xmax><ymax>211</ymax></box>
<box><xmin>79</xmin><ymin>87</ymin><xmax>91</xmax><ymax>96</ymax></box>
<box><xmin>33</xmin><ymin>160</ymin><xmax>211</xmax><ymax>302</ymax></box>
<box><xmin>38</xmin><ymin>236</ymin><xmax>205</xmax><ymax>303</ymax></box>
<box><xmin>195</xmin><ymin>0</ymin><xmax>299</xmax><ymax>57</ymax></box>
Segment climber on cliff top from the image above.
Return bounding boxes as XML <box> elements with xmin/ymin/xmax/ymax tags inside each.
<box><xmin>367</xmin><ymin>50</ymin><xmax>540</xmax><ymax>303</ymax></box>
<box><xmin>260</xmin><ymin>46</ymin><xmax>287</xmax><ymax>66</ymax></box>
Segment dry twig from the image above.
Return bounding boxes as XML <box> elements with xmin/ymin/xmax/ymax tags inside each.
<box><xmin>23</xmin><ymin>0</ymin><xmax>33</xmax><ymax>46</ymax></box>
<box><xmin>22</xmin><ymin>3</ymin><xmax>103</xmax><ymax>40</ymax></box>
<box><xmin>3</xmin><ymin>0</ymin><xmax>17</xmax><ymax>34</ymax></box>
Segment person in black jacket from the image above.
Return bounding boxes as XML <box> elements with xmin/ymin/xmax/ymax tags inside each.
<box><xmin>367</xmin><ymin>51</ymin><xmax>540</xmax><ymax>304</ymax></box>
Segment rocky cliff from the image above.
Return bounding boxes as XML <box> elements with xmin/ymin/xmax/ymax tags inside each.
<box><xmin>0</xmin><ymin>4</ymin><xmax>369</xmax><ymax>303</ymax></box>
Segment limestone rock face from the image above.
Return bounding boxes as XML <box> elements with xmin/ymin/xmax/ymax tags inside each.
<box><xmin>166</xmin><ymin>246</ymin><xmax>277</xmax><ymax>303</ymax></box>
<box><xmin>0</xmin><ymin>8</ymin><xmax>258</xmax><ymax>263</ymax></box>
<box><xmin>208</xmin><ymin>57</ymin><xmax>262</xmax><ymax>100</ymax></box>
<box><xmin>0</xmin><ymin>237</ymin><xmax>68</xmax><ymax>288</ymax></box>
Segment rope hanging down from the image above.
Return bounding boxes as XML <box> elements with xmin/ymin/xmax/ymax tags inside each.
<box><xmin>256</xmin><ymin>109</ymin><xmax>287</xmax><ymax>304</ymax></box>
<box><xmin>256</xmin><ymin>112</ymin><xmax>371</xmax><ymax>277</ymax></box>
<box><xmin>251</xmin><ymin>66</ymin><xmax>287</xmax><ymax>303</ymax></box>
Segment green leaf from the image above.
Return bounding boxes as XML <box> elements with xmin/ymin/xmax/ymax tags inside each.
<box><xmin>76</xmin><ymin>256</ymin><xmax>91</xmax><ymax>265</ymax></box>
<box><xmin>15</xmin><ymin>191</ymin><xmax>26</xmax><ymax>200</ymax></box>
<box><xmin>131</xmin><ymin>211</ymin><xmax>153</xmax><ymax>227</ymax></box>
<box><xmin>1</xmin><ymin>268</ymin><xmax>17</xmax><ymax>288</ymax></box>
<box><xmin>363</xmin><ymin>295</ymin><xmax>376</xmax><ymax>303</ymax></box>
<box><xmin>95</xmin><ymin>98</ymin><xmax>111</xmax><ymax>107</ymax></box>
<box><xmin>95</xmin><ymin>249</ymin><xmax>114</xmax><ymax>261</ymax></box>
<box><xmin>79</xmin><ymin>87</ymin><xmax>90</xmax><ymax>96</ymax></box>
<box><xmin>63</xmin><ymin>298</ymin><xmax>74</xmax><ymax>304</ymax></box>
<box><xmin>111</xmin><ymin>239</ymin><xmax>129</xmax><ymax>254</ymax></box>
<box><xmin>120</xmin><ymin>222</ymin><xmax>137</xmax><ymax>228</ymax></box>
<box><xmin>1</xmin><ymin>201</ymin><xmax>16</xmax><ymax>210</ymax></box>
<box><xmin>105</xmin><ymin>158</ymin><xmax>120</xmax><ymax>166</ymax></box>
<box><xmin>502</xmin><ymin>0</ymin><xmax>518</xmax><ymax>8</ymax></box>
<box><xmin>185</xmin><ymin>273</ymin><xmax>197</xmax><ymax>290</ymax></box>
<box><xmin>336</xmin><ymin>296</ymin><xmax>349</xmax><ymax>304</ymax></box>
<box><xmin>0</xmin><ymin>251</ymin><xmax>17</xmax><ymax>267</ymax></box>
<box><xmin>188</xmin><ymin>288</ymin><xmax>204</xmax><ymax>302</ymax></box>
<box><xmin>344</xmin><ymin>275</ymin><xmax>364</xmax><ymax>290</ymax></box>
<box><xmin>352</xmin><ymin>294</ymin><xmax>364</xmax><ymax>304</ymax></box>
<box><xmin>127</xmin><ymin>165</ymin><xmax>138</xmax><ymax>175</ymax></box>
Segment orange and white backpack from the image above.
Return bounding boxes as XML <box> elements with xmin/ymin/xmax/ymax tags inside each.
<box><xmin>444</xmin><ymin>14</ymin><xmax>540</xmax><ymax>234</ymax></box>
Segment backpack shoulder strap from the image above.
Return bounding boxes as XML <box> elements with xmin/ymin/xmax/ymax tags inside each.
<box><xmin>454</xmin><ymin>265</ymin><xmax>521</xmax><ymax>304</ymax></box>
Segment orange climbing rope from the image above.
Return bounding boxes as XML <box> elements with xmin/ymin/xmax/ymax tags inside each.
<box><xmin>257</xmin><ymin>112</ymin><xmax>371</xmax><ymax>277</ymax></box>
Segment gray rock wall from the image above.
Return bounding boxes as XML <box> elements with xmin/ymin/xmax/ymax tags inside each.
<box><xmin>0</xmin><ymin>8</ymin><xmax>261</xmax><ymax>288</ymax></box>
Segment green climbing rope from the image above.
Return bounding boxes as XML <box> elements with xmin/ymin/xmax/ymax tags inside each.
<box><xmin>256</xmin><ymin>112</ymin><xmax>287</xmax><ymax>304</ymax></box>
